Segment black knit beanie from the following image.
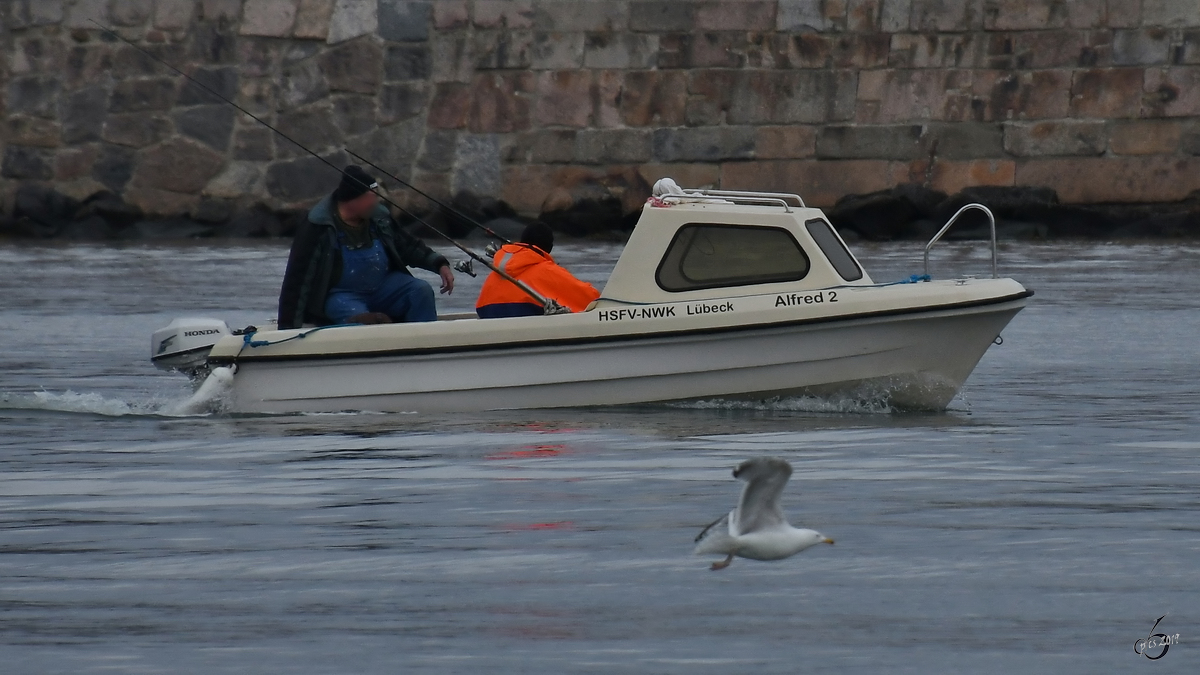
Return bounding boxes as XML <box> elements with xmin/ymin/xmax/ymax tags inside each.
<box><xmin>333</xmin><ymin>165</ymin><xmax>378</xmax><ymax>202</ymax></box>
<box><xmin>520</xmin><ymin>222</ymin><xmax>554</xmax><ymax>254</ymax></box>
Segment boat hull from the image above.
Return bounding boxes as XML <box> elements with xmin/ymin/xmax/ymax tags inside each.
<box><xmin>221</xmin><ymin>296</ymin><xmax>1026</xmax><ymax>414</ymax></box>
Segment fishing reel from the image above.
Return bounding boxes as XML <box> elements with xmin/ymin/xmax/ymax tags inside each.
<box><xmin>485</xmin><ymin>242</ymin><xmax>501</xmax><ymax>257</ymax></box>
<box><xmin>453</xmin><ymin>259</ymin><xmax>476</xmax><ymax>277</ymax></box>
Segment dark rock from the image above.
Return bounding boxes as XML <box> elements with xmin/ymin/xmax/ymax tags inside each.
<box><xmin>828</xmin><ymin>190</ymin><xmax>923</xmax><ymax>241</ymax></box>
<box><xmin>1</xmin><ymin>146</ymin><xmax>54</xmax><ymax>180</ymax></box>
<box><xmin>109</xmin><ymin>78</ymin><xmax>176</xmax><ymax>112</ymax></box>
<box><xmin>442</xmin><ymin>191</ymin><xmax>518</xmax><ymax>237</ymax></box>
<box><xmin>266</xmin><ymin>155</ymin><xmax>345</xmax><ymax>203</ymax></box>
<box><xmin>378</xmin><ymin>0</ymin><xmax>432</xmax><ymax>42</ymax></box>
<box><xmin>275</xmin><ymin>105</ymin><xmax>343</xmax><ymax>160</ymax></box>
<box><xmin>379</xmin><ymin>82</ymin><xmax>428</xmax><ymax>124</ymax></box>
<box><xmin>59</xmin><ymin>215</ymin><xmax>117</xmax><ymax>240</ymax></box>
<box><xmin>173</xmin><ymin>104</ymin><xmax>237</xmax><ymax>151</ymax></box>
<box><xmin>1111</xmin><ymin>211</ymin><xmax>1200</xmax><ymax>238</ymax></box>
<box><xmin>62</xmin><ymin>86</ymin><xmax>110</xmax><ymax>144</ymax></box>
<box><xmin>6</xmin><ymin>114</ymin><xmax>64</xmax><ymax>149</ymax></box>
<box><xmin>92</xmin><ymin>144</ymin><xmax>138</xmax><ymax>192</ymax></box>
<box><xmin>176</xmin><ymin>66</ymin><xmax>239</xmax><ymax>106</ymax></box>
<box><xmin>417</xmin><ymin>130</ymin><xmax>457</xmax><ymax>172</ymax></box>
<box><xmin>101</xmin><ymin>112</ymin><xmax>173</xmax><ymax>148</ymax></box>
<box><xmin>539</xmin><ymin>181</ymin><xmax>625</xmax><ymax>237</ymax></box>
<box><xmin>187</xmin><ymin>24</ymin><xmax>238</xmax><ymax>64</ymax></box>
<box><xmin>131</xmin><ymin>138</ymin><xmax>226</xmax><ymax>193</ymax></box>
<box><xmin>384</xmin><ymin>44</ymin><xmax>431</xmax><ymax>81</ymax></box>
<box><xmin>124</xmin><ymin>218</ymin><xmax>216</xmax><ymax>240</ymax></box>
<box><xmin>6</xmin><ymin>76</ymin><xmax>61</xmax><ymax>119</ymax></box>
<box><xmin>218</xmin><ymin>203</ymin><xmax>278</xmax><ymax>237</ymax></box>
<box><xmin>330</xmin><ymin>94</ymin><xmax>378</xmax><ymax>136</ymax></box>
<box><xmin>279</xmin><ymin>58</ymin><xmax>330</xmax><ymax>110</ymax></box>
<box><xmin>319</xmin><ymin>39</ymin><xmax>383</xmax><ymax>94</ymax></box>
<box><xmin>11</xmin><ymin>185</ymin><xmax>82</xmax><ymax>238</ymax></box>
<box><xmin>232</xmin><ymin>127</ymin><xmax>275</xmax><ymax>161</ymax></box>
<box><xmin>192</xmin><ymin>197</ymin><xmax>235</xmax><ymax>224</ymax></box>
<box><xmin>76</xmin><ymin>191</ymin><xmax>144</xmax><ymax>229</ymax></box>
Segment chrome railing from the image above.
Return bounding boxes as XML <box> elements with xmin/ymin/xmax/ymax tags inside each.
<box><xmin>679</xmin><ymin>188</ymin><xmax>806</xmax><ymax>211</ymax></box>
<box><xmin>924</xmin><ymin>203</ymin><xmax>998</xmax><ymax>279</ymax></box>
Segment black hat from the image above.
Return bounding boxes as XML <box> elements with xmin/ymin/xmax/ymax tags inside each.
<box><xmin>333</xmin><ymin>165</ymin><xmax>378</xmax><ymax>203</ymax></box>
<box><xmin>520</xmin><ymin>222</ymin><xmax>554</xmax><ymax>254</ymax></box>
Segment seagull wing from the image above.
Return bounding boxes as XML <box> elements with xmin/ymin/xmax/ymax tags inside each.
<box><xmin>731</xmin><ymin>457</ymin><xmax>792</xmax><ymax>535</ymax></box>
<box><xmin>693</xmin><ymin>510</ymin><xmax>737</xmax><ymax>555</ymax></box>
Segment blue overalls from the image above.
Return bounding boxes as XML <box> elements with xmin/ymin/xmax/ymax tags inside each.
<box><xmin>323</xmin><ymin>230</ymin><xmax>437</xmax><ymax>324</ymax></box>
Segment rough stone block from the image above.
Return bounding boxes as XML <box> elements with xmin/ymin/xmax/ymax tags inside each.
<box><xmin>294</xmin><ymin>0</ymin><xmax>335</xmax><ymax>39</ymax></box>
<box><xmin>416</xmin><ymin>130</ymin><xmax>457</xmax><ymax>172</ymax></box>
<box><xmin>889</xmin><ymin>33</ymin><xmax>982</xmax><ymax>69</ymax></box>
<box><xmin>132</xmin><ymin>137</ymin><xmax>226</xmax><ymax>193</ymax></box>
<box><xmin>721</xmin><ymin>159</ymin><xmax>903</xmax><ymax>208</ymax></box>
<box><xmin>685</xmin><ymin>69</ymin><xmax>736</xmax><ymax>125</ymax></box>
<box><xmin>431</xmin><ymin>34</ymin><xmax>472</xmax><ymax>82</ymax></box>
<box><xmin>11</xmin><ymin>37</ymin><xmax>68</xmax><ymax>77</ymax></box>
<box><xmin>982</xmin><ymin>0</ymin><xmax>1072</xmax><ymax>30</ymax></box>
<box><xmin>855</xmin><ymin>68</ymin><xmax>948</xmax><ymax>123</ymax></box>
<box><xmin>380</xmin><ymin>82</ymin><xmax>429</xmax><ymax>124</ymax></box>
<box><xmin>1005</xmin><ymin>30</ymin><xmax>1108</xmax><ymax>70</ymax></box>
<box><xmin>177</xmin><ymin>66</ymin><xmax>240</xmax><ymax>106</ymax></box>
<box><xmin>1002</xmin><ymin>120</ymin><xmax>1107</xmax><ymax>156</ymax></box>
<box><xmin>6</xmin><ymin>0</ymin><xmax>65</xmax><ymax>28</ymax></box>
<box><xmin>2</xmin><ymin>146</ymin><xmax>54</xmax><ymax>180</ymax></box>
<box><xmin>65</xmin><ymin>45</ymin><xmax>114</xmax><ymax>88</ymax></box>
<box><xmin>781</xmin><ymin>33</ymin><xmax>890</xmax><ymax>69</ymax></box>
<box><xmin>1112</xmin><ymin>28</ymin><xmax>1170</xmax><ymax>65</ymax></box>
<box><xmin>319</xmin><ymin>38</ymin><xmax>383</xmax><ymax>93</ymax></box>
<box><xmin>534</xmin><ymin>71</ymin><xmax>593</xmax><ymax>127</ymax></box>
<box><xmin>280</xmin><ymin>58</ymin><xmax>331</xmax><ymax>109</ymax></box>
<box><xmin>91</xmin><ymin>143</ymin><xmax>137</xmax><ymax>191</ymax></box>
<box><xmin>727</xmin><ymin>70</ymin><xmax>857</xmax><ymax>124</ymax></box>
<box><xmin>529</xmin><ymin>130</ymin><xmax>576</xmax><ymax>163</ymax></box>
<box><xmin>621</xmin><ymin>71</ymin><xmax>687</xmax><ymax>127</ymax></box>
<box><xmin>55</xmin><ymin>145</ymin><xmax>101</xmax><ymax>182</ymax></box>
<box><xmin>102</xmin><ymin>112</ymin><xmax>173</xmax><ymax>148</ymax></box>
<box><xmin>1070</xmin><ymin>68</ymin><xmax>1144</xmax><ymax>118</ymax></box>
<box><xmin>912</xmin><ymin>0</ymin><xmax>984</xmax><ymax>32</ymax></box>
<box><xmin>174</xmin><ymin>105</ymin><xmax>237</xmax><ymax>151</ymax></box>
<box><xmin>187</xmin><ymin>23</ymin><xmax>239</xmax><ymax>64</ymax></box>
<box><xmin>694</xmin><ymin>1</ymin><xmax>775</xmax><ymax>30</ymax></box>
<box><xmin>200</xmin><ymin>0</ymin><xmax>244</xmax><ymax>22</ymax></box>
<box><xmin>109</xmin><ymin>43</ymin><xmax>181</xmax><ymax>78</ymax></box>
<box><xmin>652</xmin><ymin>126</ymin><xmax>756</xmax><ymax>162</ymax></box>
<box><xmin>531</xmin><ymin>0</ymin><xmax>627</xmax><ymax>32</ymax></box>
<box><xmin>385</xmin><ymin>43</ymin><xmax>431</xmax><ymax>80</ymax></box>
<box><xmin>1016</xmin><ymin>156</ymin><xmax>1200</xmax><ymax>203</ymax></box>
<box><xmin>238</xmin><ymin>77</ymin><xmax>276</xmax><ymax>114</ymax></box>
<box><xmin>630</xmin><ymin>1</ymin><xmax>694</xmax><ymax>32</ymax></box>
<box><xmin>473</xmin><ymin>30</ymin><xmax>534</xmax><ymax>70</ymax></box>
<box><xmin>452</xmin><ymin>134</ymin><xmax>501</xmax><ymax>196</ymax></box>
<box><xmin>469</xmin><ymin>73</ymin><xmax>534</xmax><ymax>133</ymax></box>
<box><xmin>981</xmin><ymin>70</ymin><xmax>1072</xmax><ymax>121</ymax></box>
<box><xmin>5</xmin><ymin>116</ymin><xmax>62</xmax><ymax>148</ymax></box>
<box><xmin>428</xmin><ymin>83</ymin><xmax>471</xmax><ymax>128</ymax></box>
<box><xmin>240</xmin><ymin>0</ymin><xmax>298</xmax><ymax>36</ymax></box>
<box><xmin>817</xmin><ymin>125</ymin><xmax>926</xmax><ymax>160</ymax></box>
<box><xmin>583</xmin><ymin>33</ymin><xmax>659</xmax><ymax>69</ymax></box>
<box><xmin>232</xmin><ymin>127</ymin><xmax>275</xmax><ymax>160</ymax></box>
<box><xmin>847</xmin><ymin>0</ymin><xmax>883</xmax><ymax>31</ymax></box>
<box><xmin>925</xmin><ymin>122</ymin><xmax>1004</xmax><ymax>158</ymax></box>
<box><xmin>754</xmin><ymin>125</ymin><xmax>816</xmax><ymax>159</ymax></box>
<box><xmin>266</xmin><ymin>155</ymin><xmax>340</xmax><ymax>202</ymax></box>
<box><xmin>923</xmin><ymin>158</ymin><xmax>1015</xmax><ymax>194</ymax></box>
<box><xmin>108</xmin><ymin>79</ymin><xmax>175</xmax><ymax>113</ymax></box>
<box><xmin>1109</xmin><ymin>120</ymin><xmax>1185</xmax><ymax>155</ymax></box>
<box><xmin>111</xmin><ymin>0</ymin><xmax>154</xmax><ymax>26</ymax></box>
<box><xmin>328</xmin><ymin>94</ymin><xmax>376</xmax><ymax>135</ymax></box>
<box><xmin>594</xmin><ymin>70</ymin><xmax>623</xmax><ymax>128</ymax></box>
<box><xmin>574</xmin><ymin>129</ymin><xmax>652</xmax><ymax>164</ymax></box>
<box><xmin>879</xmin><ymin>0</ymin><xmax>912</xmax><ymax>31</ymax></box>
<box><xmin>1141</xmin><ymin>0</ymin><xmax>1200</xmax><ymax>26</ymax></box>
<box><xmin>1144</xmin><ymin>67</ymin><xmax>1200</xmax><ymax>117</ymax></box>
<box><xmin>474</xmin><ymin>1</ymin><xmax>534</xmax><ymax>28</ymax></box>
<box><xmin>432</xmin><ymin>0</ymin><xmax>467</xmax><ymax>28</ymax></box>
<box><xmin>328</xmin><ymin>0</ymin><xmax>377</xmax><ymax>43</ymax></box>
<box><xmin>60</xmin><ymin>86</ymin><xmax>109</xmax><ymax>145</ymax></box>
<box><xmin>6</xmin><ymin>76</ymin><xmax>61</xmax><ymax>120</ymax></box>
<box><xmin>65</xmin><ymin>0</ymin><xmax>110</xmax><ymax>29</ymax></box>
<box><xmin>275</xmin><ymin>104</ymin><xmax>344</xmax><ymax>159</ymax></box>
<box><xmin>356</xmin><ymin>117</ymin><xmax>423</xmax><ymax>179</ymax></box>
<box><xmin>777</xmin><ymin>0</ymin><xmax>833</xmax><ymax>32</ymax></box>
<box><xmin>203</xmin><ymin>161</ymin><xmax>267</xmax><ymax>199</ymax></box>
<box><xmin>379</xmin><ymin>0</ymin><xmax>431</xmax><ymax>42</ymax></box>
<box><xmin>529</xmin><ymin>32</ymin><xmax>585</xmax><ymax>69</ymax></box>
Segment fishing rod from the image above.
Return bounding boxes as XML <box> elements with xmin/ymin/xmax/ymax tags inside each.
<box><xmin>345</xmin><ymin>149</ymin><xmax>513</xmax><ymax>245</ymax></box>
<box><xmin>90</xmin><ymin>20</ymin><xmax>568</xmax><ymax>315</ymax></box>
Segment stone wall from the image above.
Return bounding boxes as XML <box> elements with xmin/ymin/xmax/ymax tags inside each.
<box><xmin>4</xmin><ymin>0</ymin><xmax>1200</xmax><ymax>233</ymax></box>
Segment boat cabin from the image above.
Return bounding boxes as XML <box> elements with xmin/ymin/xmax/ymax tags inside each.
<box><xmin>597</xmin><ymin>187</ymin><xmax>875</xmax><ymax>307</ymax></box>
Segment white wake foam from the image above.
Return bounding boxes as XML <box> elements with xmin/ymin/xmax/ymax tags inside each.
<box><xmin>671</xmin><ymin>394</ymin><xmax>895</xmax><ymax>414</ymax></box>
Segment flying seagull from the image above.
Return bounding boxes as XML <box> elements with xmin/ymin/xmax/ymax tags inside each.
<box><xmin>694</xmin><ymin>457</ymin><xmax>833</xmax><ymax>570</ymax></box>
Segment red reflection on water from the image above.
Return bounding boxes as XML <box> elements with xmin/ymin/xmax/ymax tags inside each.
<box><xmin>485</xmin><ymin>444</ymin><xmax>567</xmax><ymax>460</ymax></box>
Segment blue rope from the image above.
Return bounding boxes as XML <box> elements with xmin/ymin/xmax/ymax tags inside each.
<box><xmin>241</xmin><ymin>323</ymin><xmax>360</xmax><ymax>350</ymax></box>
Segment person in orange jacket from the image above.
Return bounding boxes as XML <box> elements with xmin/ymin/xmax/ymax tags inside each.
<box><xmin>476</xmin><ymin>223</ymin><xmax>600</xmax><ymax>318</ymax></box>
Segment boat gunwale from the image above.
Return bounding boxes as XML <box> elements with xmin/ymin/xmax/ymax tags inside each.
<box><xmin>209</xmin><ymin>289</ymin><xmax>1033</xmax><ymax>366</ymax></box>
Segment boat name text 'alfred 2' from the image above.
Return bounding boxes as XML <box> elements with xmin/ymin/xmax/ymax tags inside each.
<box><xmin>775</xmin><ymin>291</ymin><xmax>837</xmax><ymax>307</ymax></box>
<box><xmin>597</xmin><ymin>302</ymin><xmax>737</xmax><ymax>322</ymax></box>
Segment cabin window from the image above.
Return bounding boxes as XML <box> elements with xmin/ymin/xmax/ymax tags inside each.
<box><xmin>655</xmin><ymin>224</ymin><xmax>810</xmax><ymax>292</ymax></box>
<box><xmin>805</xmin><ymin>218</ymin><xmax>863</xmax><ymax>282</ymax></box>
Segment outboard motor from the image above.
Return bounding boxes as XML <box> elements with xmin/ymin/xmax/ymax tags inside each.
<box><xmin>151</xmin><ymin>318</ymin><xmax>231</xmax><ymax>378</ymax></box>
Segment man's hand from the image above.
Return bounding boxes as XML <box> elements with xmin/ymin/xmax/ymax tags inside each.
<box><xmin>438</xmin><ymin>264</ymin><xmax>455</xmax><ymax>295</ymax></box>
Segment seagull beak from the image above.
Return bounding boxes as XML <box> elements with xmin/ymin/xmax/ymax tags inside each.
<box><xmin>822</xmin><ymin>537</ymin><xmax>835</xmax><ymax>545</ymax></box>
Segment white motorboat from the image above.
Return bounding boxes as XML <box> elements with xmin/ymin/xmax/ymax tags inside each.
<box><xmin>151</xmin><ymin>182</ymin><xmax>1031</xmax><ymax>414</ymax></box>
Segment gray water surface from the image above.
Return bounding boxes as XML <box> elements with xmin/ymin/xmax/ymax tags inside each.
<box><xmin>1</xmin><ymin>241</ymin><xmax>1198</xmax><ymax>673</ymax></box>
